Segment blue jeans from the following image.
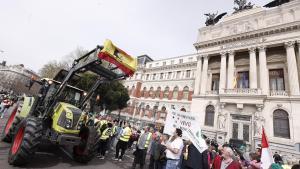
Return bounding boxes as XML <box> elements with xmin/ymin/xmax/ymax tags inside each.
<box><xmin>166</xmin><ymin>159</ymin><xmax>180</xmax><ymax>169</ymax></box>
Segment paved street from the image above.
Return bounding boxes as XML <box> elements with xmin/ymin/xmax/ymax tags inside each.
<box><xmin>0</xmin><ymin>107</ymin><xmax>134</xmax><ymax>169</ymax></box>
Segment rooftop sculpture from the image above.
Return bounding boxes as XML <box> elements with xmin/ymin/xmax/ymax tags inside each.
<box><xmin>264</xmin><ymin>0</ymin><xmax>290</xmax><ymax>8</ymax></box>
<box><xmin>204</xmin><ymin>12</ymin><xmax>227</xmax><ymax>26</ymax></box>
<box><xmin>233</xmin><ymin>0</ymin><xmax>254</xmax><ymax>13</ymax></box>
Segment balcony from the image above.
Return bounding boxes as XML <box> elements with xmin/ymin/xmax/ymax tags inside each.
<box><xmin>205</xmin><ymin>90</ymin><xmax>219</xmax><ymax>95</ymax></box>
<box><xmin>270</xmin><ymin>90</ymin><xmax>288</xmax><ymax>96</ymax></box>
<box><xmin>223</xmin><ymin>88</ymin><xmax>262</xmax><ymax>95</ymax></box>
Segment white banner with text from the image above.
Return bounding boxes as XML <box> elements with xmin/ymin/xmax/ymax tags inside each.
<box><xmin>164</xmin><ymin>110</ymin><xmax>208</xmax><ymax>153</ymax></box>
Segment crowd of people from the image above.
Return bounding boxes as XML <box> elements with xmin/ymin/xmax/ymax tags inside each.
<box><xmin>0</xmin><ymin>90</ymin><xmax>16</xmax><ymax>118</ymax></box>
<box><xmin>1</xmin><ymin>92</ymin><xmax>299</xmax><ymax>169</ymax></box>
<box><xmin>93</xmin><ymin>115</ymin><xmax>300</xmax><ymax>169</ymax></box>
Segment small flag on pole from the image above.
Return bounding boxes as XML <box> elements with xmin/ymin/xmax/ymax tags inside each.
<box><xmin>261</xmin><ymin>127</ymin><xmax>274</xmax><ymax>169</ymax></box>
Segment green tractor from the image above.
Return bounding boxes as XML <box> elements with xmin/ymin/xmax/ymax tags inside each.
<box><xmin>1</xmin><ymin>39</ymin><xmax>137</xmax><ymax>166</ymax></box>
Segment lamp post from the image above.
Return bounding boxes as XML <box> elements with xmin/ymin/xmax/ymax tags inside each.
<box><xmin>153</xmin><ymin>102</ymin><xmax>159</xmax><ymax>124</ymax></box>
<box><xmin>138</xmin><ymin>103</ymin><xmax>145</xmax><ymax>127</ymax></box>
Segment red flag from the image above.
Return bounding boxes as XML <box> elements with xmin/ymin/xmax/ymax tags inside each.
<box><xmin>261</xmin><ymin>127</ymin><xmax>274</xmax><ymax>169</ymax></box>
<box><xmin>261</xmin><ymin>127</ymin><xmax>269</xmax><ymax>148</ymax></box>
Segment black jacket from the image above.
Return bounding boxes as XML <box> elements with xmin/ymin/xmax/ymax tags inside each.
<box><xmin>182</xmin><ymin>144</ymin><xmax>209</xmax><ymax>169</ymax></box>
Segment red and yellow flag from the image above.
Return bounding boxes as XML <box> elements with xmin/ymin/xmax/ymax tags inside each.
<box><xmin>98</xmin><ymin>39</ymin><xmax>137</xmax><ymax>76</ymax></box>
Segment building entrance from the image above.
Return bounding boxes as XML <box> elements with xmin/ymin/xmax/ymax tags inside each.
<box><xmin>231</xmin><ymin>115</ymin><xmax>252</xmax><ymax>143</ymax></box>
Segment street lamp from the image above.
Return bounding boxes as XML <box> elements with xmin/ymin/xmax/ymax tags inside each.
<box><xmin>138</xmin><ymin>102</ymin><xmax>145</xmax><ymax>127</ymax></box>
<box><xmin>153</xmin><ymin>102</ymin><xmax>159</xmax><ymax>124</ymax></box>
<box><xmin>137</xmin><ymin>102</ymin><xmax>144</xmax><ymax>118</ymax></box>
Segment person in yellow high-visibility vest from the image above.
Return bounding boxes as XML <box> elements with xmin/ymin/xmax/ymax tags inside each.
<box><xmin>97</xmin><ymin>122</ymin><xmax>112</xmax><ymax>159</ymax></box>
<box><xmin>132</xmin><ymin>126</ymin><xmax>152</xmax><ymax>169</ymax></box>
<box><xmin>108</xmin><ymin>120</ymin><xmax>119</xmax><ymax>149</ymax></box>
<box><xmin>113</xmin><ymin>121</ymin><xmax>132</xmax><ymax>161</ymax></box>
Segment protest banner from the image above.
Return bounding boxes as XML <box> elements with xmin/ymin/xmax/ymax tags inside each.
<box><xmin>164</xmin><ymin>110</ymin><xmax>208</xmax><ymax>153</ymax></box>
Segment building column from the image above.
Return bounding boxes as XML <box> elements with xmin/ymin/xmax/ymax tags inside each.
<box><xmin>258</xmin><ymin>46</ymin><xmax>269</xmax><ymax>95</ymax></box>
<box><xmin>249</xmin><ymin>47</ymin><xmax>258</xmax><ymax>89</ymax></box>
<box><xmin>227</xmin><ymin>51</ymin><xmax>235</xmax><ymax>89</ymax></box>
<box><xmin>285</xmin><ymin>41</ymin><xmax>300</xmax><ymax>95</ymax></box>
<box><xmin>194</xmin><ymin>57</ymin><xmax>202</xmax><ymax>95</ymax></box>
<box><xmin>207</xmin><ymin>71</ymin><xmax>212</xmax><ymax>92</ymax></box>
<box><xmin>298</xmin><ymin>40</ymin><xmax>300</xmax><ymax>59</ymax></box>
<box><xmin>200</xmin><ymin>56</ymin><xmax>208</xmax><ymax>95</ymax></box>
<box><xmin>219</xmin><ymin>52</ymin><xmax>227</xmax><ymax>93</ymax></box>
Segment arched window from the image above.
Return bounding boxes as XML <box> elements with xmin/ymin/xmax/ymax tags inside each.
<box><xmin>131</xmin><ymin>86</ymin><xmax>135</xmax><ymax>95</ymax></box>
<box><xmin>205</xmin><ymin>105</ymin><xmax>215</xmax><ymax>126</ymax></box>
<box><xmin>141</xmin><ymin>87</ymin><xmax>146</xmax><ymax>97</ymax></box>
<box><xmin>149</xmin><ymin>87</ymin><xmax>154</xmax><ymax>98</ymax></box>
<box><xmin>273</xmin><ymin>109</ymin><xmax>290</xmax><ymax>138</ymax></box>
<box><xmin>180</xmin><ymin>108</ymin><xmax>186</xmax><ymax>112</ymax></box>
<box><xmin>173</xmin><ymin>86</ymin><xmax>179</xmax><ymax>99</ymax></box>
<box><xmin>163</xmin><ymin>86</ymin><xmax>170</xmax><ymax>99</ymax></box>
<box><xmin>126</xmin><ymin>86</ymin><xmax>130</xmax><ymax>95</ymax></box>
<box><xmin>183</xmin><ymin>86</ymin><xmax>189</xmax><ymax>100</ymax></box>
<box><xmin>156</xmin><ymin>87</ymin><xmax>161</xmax><ymax>98</ymax></box>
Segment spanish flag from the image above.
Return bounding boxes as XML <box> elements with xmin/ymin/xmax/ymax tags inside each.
<box><xmin>98</xmin><ymin>39</ymin><xmax>137</xmax><ymax>76</ymax></box>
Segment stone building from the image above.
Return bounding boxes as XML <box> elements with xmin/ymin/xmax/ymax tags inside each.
<box><xmin>117</xmin><ymin>54</ymin><xmax>198</xmax><ymax>127</ymax></box>
<box><xmin>0</xmin><ymin>62</ymin><xmax>40</xmax><ymax>95</ymax></box>
<box><xmin>191</xmin><ymin>0</ymin><xmax>300</xmax><ymax>158</ymax></box>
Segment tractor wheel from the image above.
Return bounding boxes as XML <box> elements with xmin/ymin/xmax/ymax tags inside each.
<box><xmin>1</xmin><ymin>102</ymin><xmax>23</xmax><ymax>143</ymax></box>
<box><xmin>73</xmin><ymin>126</ymin><xmax>99</xmax><ymax>163</ymax></box>
<box><xmin>8</xmin><ymin>117</ymin><xmax>42</xmax><ymax>166</ymax></box>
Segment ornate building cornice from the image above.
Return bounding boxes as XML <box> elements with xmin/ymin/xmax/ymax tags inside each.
<box><xmin>194</xmin><ymin>22</ymin><xmax>300</xmax><ymax>50</ymax></box>
<box><xmin>145</xmin><ymin>62</ymin><xmax>197</xmax><ymax>72</ymax></box>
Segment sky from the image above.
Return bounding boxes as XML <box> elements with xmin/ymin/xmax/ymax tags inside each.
<box><xmin>0</xmin><ymin>0</ymin><xmax>266</xmax><ymax>73</ymax></box>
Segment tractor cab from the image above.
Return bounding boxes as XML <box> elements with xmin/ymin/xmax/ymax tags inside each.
<box><xmin>41</xmin><ymin>78</ymin><xmax>86</xmax><ymax>108</ymax></box>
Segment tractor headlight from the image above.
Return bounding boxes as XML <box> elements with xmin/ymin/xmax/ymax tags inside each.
<box><xmin>65</xmin><ymin>119</ymin><xmax>72</xmax><ymax>129</ymax></box>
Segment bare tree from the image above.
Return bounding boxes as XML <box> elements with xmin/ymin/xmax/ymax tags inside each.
<box><xmin>38</xmin><ymin>60</ymin><xmax>68</xmax><ymax>78</ymax></box>
<box><xmin>39</xmin><ymin>47</ymin><xmax>88</xmax><ymax>78</ymax></box>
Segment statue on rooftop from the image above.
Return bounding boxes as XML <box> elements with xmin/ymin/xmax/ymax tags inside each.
<box><xmin>264</xmin><ymin>0</ymin><xmax>290</xmax><ymax>8</ymax></box>
<box><xmin>204</xmin><ymin>12</ymin><xmax>227</xmax><ymax>26</ymax></box>
<box><xmin>233</xmin><ymin>0</ymin><xmax>254</xmax><ymax>13</ymax></box>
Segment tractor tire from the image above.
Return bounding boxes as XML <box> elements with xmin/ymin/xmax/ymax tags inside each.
<box><xmin>8</xmin><ymin>117</ymin><xmax>42</xmax><ymax>166</ymax></box>
<box><xmin>1</xmin><ymin>102</ymin><xmax>23</xmax><ymax>143</ymax></box>
<box><xmin>73</xmin><ymin>126</ymin><xmax>99</xmax><ymax>163</ymax></box>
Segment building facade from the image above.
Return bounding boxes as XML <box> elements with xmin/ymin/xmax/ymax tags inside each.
<box><xmin>0</xmin><ymin>62</ymin><xmax>40</xmax><ymax>95</ymax></box>
<box><xmin>191</xmin><ymin>0</ymin><xmax>300</xmax><ymax>159</ymax></box>
<box><xmin>118</xmin><ymin>54</ymin><xmax>198</xmax><ymax>128</ymax></box>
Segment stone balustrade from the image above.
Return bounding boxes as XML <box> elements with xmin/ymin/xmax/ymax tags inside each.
<box><xmin>270</xmin><ymin>90</ymin><xmax>289</xmax><ymax>96</ymax></box>
<box><xmin>223</xmin><ymin>88</ymin><xmax>262</xmax><ymax>95</ymax></box>
<box><xmin>205</xmin><ymin>90</ymin><xmax>219</xmax><ymax>95</ymax></box>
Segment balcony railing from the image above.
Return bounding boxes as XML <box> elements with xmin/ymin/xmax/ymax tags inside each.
<box><xmin>223</xmin><ymin>88</ymin><xmax>262</xmax><ymax>95</ymax></box>
<box><xmin>205</xmin><ymin>90</ymin><xmax>219</xmax><ymax>95</ymax></box>
<box><xmin>270</xmin><ymin>90</ymin><xmax>288</xmax><ymax>96</ymax></box>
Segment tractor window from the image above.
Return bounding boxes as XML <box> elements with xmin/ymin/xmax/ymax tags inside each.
<box><xmin>60</xmin><ymin>88</ymin><xmax>83</xmax><ymax>106</ymax></box>
<box><xmin>47</xmin><ymin>82</ymin><xmax>84</xmax><ymax>107</ymax></box>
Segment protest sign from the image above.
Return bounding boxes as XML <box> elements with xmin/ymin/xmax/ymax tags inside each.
<box><xmin>164</xmin><ymin>110</ymin><xmax>208</xmax><ymax>153</ymax></box>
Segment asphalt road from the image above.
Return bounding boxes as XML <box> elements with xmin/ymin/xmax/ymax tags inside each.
<box><xmin>0</xmin><ymin>106</ymin><xmax>135</xmax><ymax>169</ymax></box>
